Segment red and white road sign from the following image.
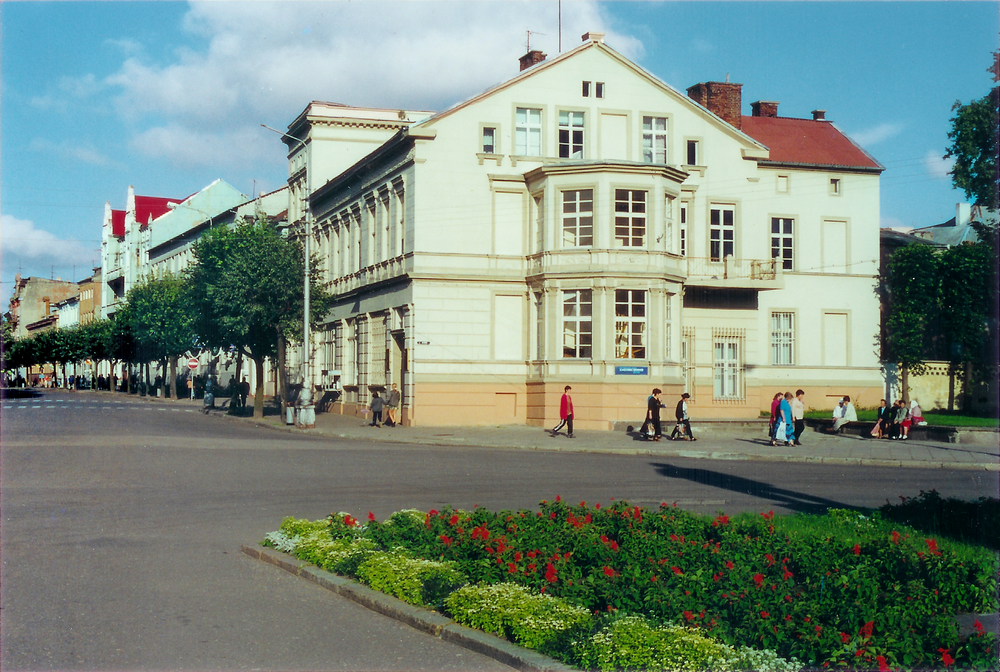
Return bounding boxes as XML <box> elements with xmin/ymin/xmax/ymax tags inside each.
<box><xmin>187</xmin><ymin>358</ymin><xmax>199</xmax><ymax>370</ymax></box>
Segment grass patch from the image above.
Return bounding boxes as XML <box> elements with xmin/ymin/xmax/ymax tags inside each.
<box><xmin>804</xmin><ymin>409</ymin><xmax>999</xmax><ymax>427</ymax></box>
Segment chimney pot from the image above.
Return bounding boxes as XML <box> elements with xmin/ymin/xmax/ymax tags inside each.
<box><xmin>582</xmin><ymin>31</ymin><xmax>605</xmax><ymax>43</ymax></box>
<box><xmin>811</xmin><ymin>109</ymin><xmax>827</xmax><ymax>121</ymax></box>
<box><xmin>519</xmin><ymin>49</ymin><xmax>546</xmax><ymax>72</ymax></box>
<box><xmin>751</xmin><ymin>101</ymin><xmax>780</xmax><ymax>118</ymax></box>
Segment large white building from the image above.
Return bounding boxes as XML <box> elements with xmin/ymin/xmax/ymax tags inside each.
<box><xmin>286</xmin><ymin>33</ymin><xmax>884</xmax><ymax>427</ymax></box>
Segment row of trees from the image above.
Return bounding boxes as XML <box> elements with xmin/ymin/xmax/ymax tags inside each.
<box><xmin>3</xmin><ymin>215</ymin><xmax>333</xmax><ymax>419</ymax></box>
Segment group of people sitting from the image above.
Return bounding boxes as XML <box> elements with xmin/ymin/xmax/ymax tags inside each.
<box><xmin>871</xmin><ymin>398</ymin><xmax>925</xmax><ymax>439</ymax></box>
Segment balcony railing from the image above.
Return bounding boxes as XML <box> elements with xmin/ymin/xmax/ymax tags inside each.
<box><xmin>685</xmin><ymin>256</ymin><xmax>777</xmax><ymax>281</ymax></box>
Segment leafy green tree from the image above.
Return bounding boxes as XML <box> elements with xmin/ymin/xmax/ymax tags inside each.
<box><xmin>123</xmin><ymin>274</ymin><xmax>195</xmax><ymax>399</ymax></box>
<box><xmin>944</xmin><ymin>52</ymin><xmax>999</xmax><ymax>209</ymax></box>
<box><xmin>938</xmin><ymin>242</ymin><xmax>998</xmax><ymax>411</ymax></box>
<box><xmin>883</xmin><ymin>244</ymin><xmax>940</xmax><ymax>401</ymax></box>
<box><xmin>186</xmin><ymin>215</ymin><xmax>333</xmax><ymax>418</ymax></box>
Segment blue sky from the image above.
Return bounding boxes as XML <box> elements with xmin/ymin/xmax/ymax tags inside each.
<box><xmin>2</xmin><ymin>1</ymin><xmax>997</xmax><ymax>309</ymax></box>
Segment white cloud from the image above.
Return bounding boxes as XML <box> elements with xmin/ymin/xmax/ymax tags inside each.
<box><xmin>97</xmin><ymin>0</ymin><xmax>641</xmax><ymax>166</ymax></box>
<box><xmin>849</xmin><ymin>122</ymin><xmax>904</xmax><ymax>147</ymax></box>
<box><xmin>130</xmin><ymin>123</ymin><xmax>275</xmax><ymax>169</ymax></box>
<box><xmin>29</xmin><ymin>139</ymin><xmax>117</xmax><ymax>167</ymax></box>
<box><xmin>1</xmin><ymin>214</ymin><xmax>81</xmax><ymax>261</ymax></box>
<box><xmin>923</xmin><ymin>150</ymin><xmax>954</xmax><ymax>180</ymax></box>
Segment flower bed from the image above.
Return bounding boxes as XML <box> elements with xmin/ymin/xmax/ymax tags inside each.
<box><xmin>262</xmin><ymin>501</ymin><xmax>998</xmax><ymax>671</ymax></box>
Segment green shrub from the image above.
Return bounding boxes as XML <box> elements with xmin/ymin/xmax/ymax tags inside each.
<box><xmin>356</xmin><ymin>551</ymin><xmax>467</xmax><ymax>608</ymax></box>
<box><xmin>569</xmin><ymin>614</ymin><xmax>735</xmax><ymax>672</ymax></box>
<box><xmin>879</xmin><ymin>489</ymin><xmax>1000</xmax><ymax>550</ymax></box>
<box><xmin>277</xmin><ymin>516</ymin><xmax>329</xmax><ymax>537</ymax></box>
<box><xmin>445</xmin><ymin>582</ymin><xmax>592</xmax><ymax>652</ymax></box>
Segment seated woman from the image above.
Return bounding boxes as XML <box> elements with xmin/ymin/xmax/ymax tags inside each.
<box><xmin>871</xmin><ymin>399</ymin><xmax>889</xmax><ymax>438</ymax></box>
<box><xmin>909</xmin><ymin>400</ymin><xmax>926</xmax><ymax>426</ymax></box>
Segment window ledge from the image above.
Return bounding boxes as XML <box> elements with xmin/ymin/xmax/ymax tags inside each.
<box><xmin>682</xmin><ymin>164</ymin><xmax>707</xmax><ymax>177</ymax></box>
<box><xmin>476</xmin><ymin>152</ymin><xmax>503</xmax><ymax>167</ymax></box>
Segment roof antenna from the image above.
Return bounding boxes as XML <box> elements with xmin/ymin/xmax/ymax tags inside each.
<box><xmin>726</xmin><ymin>73</ymin><xmax>730</xmax><ymax>83</ymax></box>
<box><xmin>525</xmin><ymin>29</ymin><xmax>545</xmax><ymax>52</ymax></box>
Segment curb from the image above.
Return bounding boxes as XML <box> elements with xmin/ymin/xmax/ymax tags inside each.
<box><xmin>241</xmin><ymin>544</ymin><xmax>576</xmax><ymax>672</ymax></box>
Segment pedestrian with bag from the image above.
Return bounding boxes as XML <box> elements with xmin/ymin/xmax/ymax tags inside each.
<box><xmin>551</xmin><ymin>385</ymin><xmax>575</xmax><ymax>438</ymax></box>
<box><xmin>641</xmin><ymin>388</ymin><xmax>665</xmax><ymax>441</ymax></box>
<box><xmin>670</xmin><ymin>392</ymin><xmax>695</xmax><ymax>441</ymax></box>
<box><xmin>385</xmin><ymin>383</ymin><xmax>401</xmax><ymax>427</ymax></box>
<box><xmin>369</xmin><ymin>391</ymin><xmax>384</xmax><ymax>427</ymax></box>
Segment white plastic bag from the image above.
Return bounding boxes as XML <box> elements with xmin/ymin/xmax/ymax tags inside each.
<box><xmin>774</xmin><ymin>422</ymin><xmax>787</xmax><ymax>443</ymax></box>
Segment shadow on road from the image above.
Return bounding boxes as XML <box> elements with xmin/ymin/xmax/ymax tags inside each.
<box><xmin>0</xmin><ymin>388</ymin><xmax>43</xmax><ymax>400</ymax></box>
<box><xmin>651</xmin><ymin>461</ymin><xmax>855</xmax><ymax>515</ymax></box>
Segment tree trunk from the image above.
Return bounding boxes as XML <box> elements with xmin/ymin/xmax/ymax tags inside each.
<box><xmin>168</xmin><ymin>358</ymin><xmax>177</xmax><ymax>400</ymax></box>
<box><xmin>900</xmin><ymin>364</ymin><xmax>909</xmax><ymax>405</ymax></box>
<box><xmin>277</xmin><ymin>334</ymin><xmax>288</xmax><ymax>415</ymax></box>
<box><xmin>962</xmin><ymin>361</ymin><xmax>973</xmax><ymax>414</ymax></box>
<box><xmin>947</xmin><ymin>364</ymin><xmax>956</xmax><ymax>412</ymax></box>
<box><xmin>253</xmin><ymin>356</ymin><xmax>265</xmax><ymax>419</ymax></box>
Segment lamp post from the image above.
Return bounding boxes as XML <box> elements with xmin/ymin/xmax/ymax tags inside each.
<box><xmin>261</xmin><ymin>123</ymin><xmax>314</xmax><ymax>427</ymax></box>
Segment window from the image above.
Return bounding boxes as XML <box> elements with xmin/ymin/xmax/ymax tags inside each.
<box><xmin>558</xmin><ymin>110</ymin><xmax>585</xmax><ymax>158</ymax></box>
<box><xmin>713</xmin><ymin>340</ymin><xmax>742</xmax><ymax>398</ymax></box>
<box><xmin>680</xmin><ymin>202</ymin><xmax>688</xmax><ymax>257</ymax></box>
<box><xmin>664</xmin><ymin>294</ymin><xmax>673</xmax><ymax>360</ymax></box>
<box><xmin>596</xmin><ymin>82</ymin><xmax>604</xmax><ymax>98</ymax></box>
<box><xmin>482</xmin><ymin>127</ymin><xmax>496</xmax><ymax>154</ymax></box>
<box><xmin>664</xmin><ymin>195</ymin><xmax>675</xmax><ymax>253</ymax></box>
<box><xmin>562</xmin><ymin>290</ymin><xmax>592</xmax><ymax>358</ymax></box>
<box><xmin>710</xmin><ymin>205</ymin><xmax>735</xmax><ymax>261</ymax></box>
<box><xmin>582</xmin><ymin>81</ymin><xmax>591</xmax><ymax>97</ymax></box>
<box><xmin>829</xmin><ymin>177</ymin><xmax>842</xmax><ymax>195</ymax></box>
<box><xmin>686</xmin><ymin>140</ymin><xmax>699</xmax><ymax>165</ymax></box>
<box><xmin>771</xmin><ymin>217</ymin><xmax>793</xmax><ymax>270</ymax></box>
<box><xmin>614</xmin><ymin>289</ymin><xmax>646</xmax><ymax>359</ymax></box>
<box><xmin>771</xmin><ymin>312</ymin><xmax>794</xmax><ymax>365</ymax></box>
<box><xmin>642</xmin><ymin>116</ymin><xmax>668</xmax><ymax>164</ymax></box>
<box><xmin>777</xmin><ymin>175</ymin><xmax>789</xmax><ymax>193</ymax></box>
<box><xmin>515</xmin><ymin>107</ymin><xmax>542</xmax><ymax>156</ymax></box>
<box><xmin>614</xmin><ymin>189</ymin><xmax>646</xmax><ymax>247</ymax></box>
<box><xmin>562</xmin><ymin>189</ymin><xmax>594</xmax><ymax>247</ymax></box>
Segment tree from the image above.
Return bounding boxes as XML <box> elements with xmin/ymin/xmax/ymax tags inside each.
<box><xmin>186</xmin><ymin>215</ymin><xmax>333</xmax><ymax>419</ymax></box>
<box><xmin>883</xmin><ymin>244</ymin><xmax>940</xmax><ymax>401</ymax></box>
<box><xmin>938</xmin><ymin>242</ymin><xmax>998</xmax><ymax>411</ymax></box>
<box><xmin>123</xmin><ymin>274</ymin><xmax>195</xmax><ymax>400</ymax></box>
<box><xmin>944</xmin><ymin>51</ymin><xmax>999</xmax><ymax>210</ymax></box>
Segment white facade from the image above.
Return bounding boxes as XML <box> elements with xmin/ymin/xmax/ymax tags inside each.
<box><xmin>290</xmin><ymin>35</ymin><xmax>884</xmax><ymax>427</ymax></box>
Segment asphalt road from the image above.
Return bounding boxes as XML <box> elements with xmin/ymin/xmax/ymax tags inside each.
<box><xmin>2</xmin><ymin>389</ymin><xmax>997</xmax><ymax>671</ymax></box>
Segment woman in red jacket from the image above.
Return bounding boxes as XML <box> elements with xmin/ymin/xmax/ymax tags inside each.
<box><xmin>551</xmin><ymin>385</ymin><xmax>575</xmax><ymax>438</ymax></box>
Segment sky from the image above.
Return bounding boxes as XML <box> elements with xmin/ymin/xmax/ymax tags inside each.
<box><xmin>2</xmin><ymin>1</ymin><xmax>997</xmax><ymax>310</ymax></box>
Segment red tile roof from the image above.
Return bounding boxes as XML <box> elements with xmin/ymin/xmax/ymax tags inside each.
<box><xmin>740</xmin><ymin>116</ymin><xmax>882</xmax><ymax>171</ymax></box>
<box><xmin>136</xmin><ymin>195</ymin><xmax>183</xmax><ymax>230</ymax></box>
<box><xmin>111</xmin><ymin>209</ymin><xmax>126</xmax><ymax>238</ymax></box>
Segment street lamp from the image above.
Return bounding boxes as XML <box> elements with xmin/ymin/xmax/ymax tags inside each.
<box><xmin>261</xmin><ymin>123</ymin><xmax>314</xmax><ymax>427</ymax></box>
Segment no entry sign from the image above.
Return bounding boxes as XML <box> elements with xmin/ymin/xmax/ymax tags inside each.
<box><xmin>187</xmin><ymin>358</ymin><xmax>199</xmax><ymax>370</ymax></box>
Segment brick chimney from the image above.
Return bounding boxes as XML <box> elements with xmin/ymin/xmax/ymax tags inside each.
<box><xmin>519</xmin><ymin>50</ymin><xmax>546</xmax><ymax>72</ymax></box>
<box><xmin>751</xmin><ymin>100</ymin><xmax>779</xmax><ymax>118</ymax></box>
<box><xmin>687</xmin><ymin>81</ymin><xmax>743</xmax><ymax>130</ymax></box>
<box><xmin>811</xmin><ymin>109</ymin><xmax>827</xmax><ymax>121</ymax></box>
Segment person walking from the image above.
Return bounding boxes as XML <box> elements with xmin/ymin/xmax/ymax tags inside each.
<box><xmin>791</xmin><ymin>389</ymin><xmax>806</xmax><ymax>446</ymax></box>
<box><xmin>773</xmin><ymin>392</ymin><xmax>795</xmax><ymax>446</ymax></box>
<box><xmin>239</xmin><ymin>376</ymin><xmax>251</xmax><ymax>409</ymax></box>
<box><xmin>369</xmin><ymin>391</ymin><xmax>384</xmax><ymax>427</ymax></box>
<box><xmin>639</xmin><ymin>388</ymin><xmax>665</xmax><ymax>440</ymax></box>
<box><xmin>385</xmin><ymin>383</ymin><xmax>401</xmax><ymax>427</ymax></box>
<box><xmin>551</xmin><ymin>385</ymin><xmax>575</xmax><ymax>438</ymax></box>
<box><xmin>670</xmin><ymin>392</ymin><xmax>695</xmax><ymax>441</ymax></box>
<box><xmin>768</xmin><ymin>392</ymin><xmax>783</xmax><ymax>443</ymax></box>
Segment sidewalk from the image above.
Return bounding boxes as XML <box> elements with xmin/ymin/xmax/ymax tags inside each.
<box><xmin>237</xmin><ymin>403</ymin><xmax>999</xmax><ymax>472</ymax></box>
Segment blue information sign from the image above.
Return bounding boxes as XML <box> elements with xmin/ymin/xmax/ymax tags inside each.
<box><xmin>614</xmin><ymin>365</ymin><xmax>649</xmax><ymax>376</ymax></box>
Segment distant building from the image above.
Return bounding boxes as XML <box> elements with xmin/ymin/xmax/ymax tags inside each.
<box><xmin>911</xmin><ymin>203</ymin><xmax>997</xmax><ymax>247</ymax></box>
<box><xmin>7</xmin><ymin>275</ymin><xmax>80</xmax><ymax>339</ymax></box>
<box><xmin>78</xmin><ymin>268</ymin><xmax>101</xmax><ymax>325</ymax></box>
<box><xmin>283</xmin><ymin>33</ymin><xmax>886</xmax><ymax>426</ymax></box>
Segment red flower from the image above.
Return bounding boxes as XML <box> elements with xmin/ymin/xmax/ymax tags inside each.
<box><xmin>973</xmin><ymin>619</ymin><xmax>985</xmax><ymax>635</ymax></box>
<box><xmin>514</xmin><ymin>551</ymin><xmax>522</xmax><ymax>562</ymax></box>
<box><xmin>671</xmin><ymin>566</ymin><xmax>683</xmax><ymax>575</ymax></box>
<box><xmin>367</xmin><ymin>511</ymin><xmax>376</xmax><ymax>522</ymax></box>
<box><xmin>713</xmin><ymin>572</ymin><xmax>723</xmax><ymax>582</ymax></box>
<box><xmin>925</xmin><ymin>538</ymin><xmax>942</xmax><ymax>556</ymax></box>
<box><xmin>555</xmin><ymin>494</ymin><xmax>561</xmax><ymax>501</ymax></box>
<box><xmin>428</xmin><ymin>509</ymin><xmax>439</xmax><ymax>517</ymax></box>
<box><xmin>603</xmin><ymin>565</ymin><xmax>616</xmax><ymax>577</ymax></box>
<box><xmin>761</xmin><ymin>510</ymin><xmax>775</xmax><ymax>521</ymax></box>
<box><xmin>439</xmin><ymin>535</ymin><xmax>452</xmax><ymax>546</ymax></box>
<box><xmin>343</xmin><ymin>515</ymin><xmax>357</xmax><ymax>527</ymax></box>
<box><xmin>527</xmin><ymin>550</ymin><xmax>537</xmax><ymax>559</ymax></box>
<box><xmin>584</xmin><ymin>513</ymin><xmax>592</xmax><ymax>524</ymax></box>
<box><xmin>507</xmin><ymin>563</ymin><xmax>518</xmax><ymax>574</ymax></box>
<box><xmin>753</xmin><ymin>573</ymin><xmax>765</xmax><ymax>588</ymax></box>
<box><xmin>527</xmin><ymin>563</ymin><xmax>537</xmax><ymax>573</ymax></box>
<box><xmin>544</xmin><ymin>562</ymin><xmax>558</xmax><ymax>582</ymax></box>
<box><xmin>891</xmin><ymin>530</ymin><xmax>901</xmax><ymax>545</ymax></box>
<box><xmin>815</xmin><ymin>625</ymin><xmax>822</xmax><ymax>634</ymax></box>
<box><xmin>549</xmin><ymin>512</ymin><xmax>557</xmax><ymax>519</ymax></box>
<box><xmin>711</xmin><ymin>514</ymin><xmax>730</xmax><ymax>527</ymax></box>
<box><xmin>765</xmin><ymin>553</ymin><xmax>775</xmax><ymax>565</ymax></box>
<box><xmin>683</xmin><ymin>610</ymin><xmax>695</xmax><ymax>621</ymax></box>
<box><xmin>449</xmin><ymin>514</ymin><xmax>459</xmax><ymax>526</ymax></box>
<box><xmin>783</xmin><ymin>569</ymin><xmax>794</xmax><ymax>581</ymax></box>
<box><xmin>725</xmin><ymin>560</ymin><xmax>735</xmax><ymax>570</ymax></box>
<box><xmin>852</xmin><ymin>543</ymin><xmax>861</xmax><ymax>556</ymax></box>
<box><xmin>938</xmin><ymin>648</ymin><xmax>955</xmax><ymax>666</ymax></box>
<box><xmin>877</xmin><ymin>655</ymin><xmax>889</xmax><ymax>672</ymax></box>
<box><xmin>860</xmin><ymin>621</ymin><xmax>874</xmax><ymax>639</ymax></box>
<box><xmin>840</xmin><ymin>632</ymin><xmax>850</xmax><ymax>643</ymax></box>
<box><xmin>595</xmin><ymin>503</ymin><xmax>601</xmax><ymax>510</ymax></box>
<box><xmin>580</xmin><ymin>500</ymin><xmax>586</xmax><ymax>507</ymax></box>
<box><xmin>760</xmin><ymin>611</ymin><xmax>770</xmax><ymax>619</ymax></box>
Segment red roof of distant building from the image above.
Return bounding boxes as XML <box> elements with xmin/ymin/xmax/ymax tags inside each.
<box><xmin>741</xmin><ymin>116</ymin><xmax>882</xmax><ymax>171</ymax></box>
<box><xmin>111</xmin><ymin>210</ymin><xmax>126</xmax><ymax>237</ymax></box>
<box><xmin>136</xmin><ymin>195</ymin><xmax>182</xmax><ymax>230</ymax></box>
